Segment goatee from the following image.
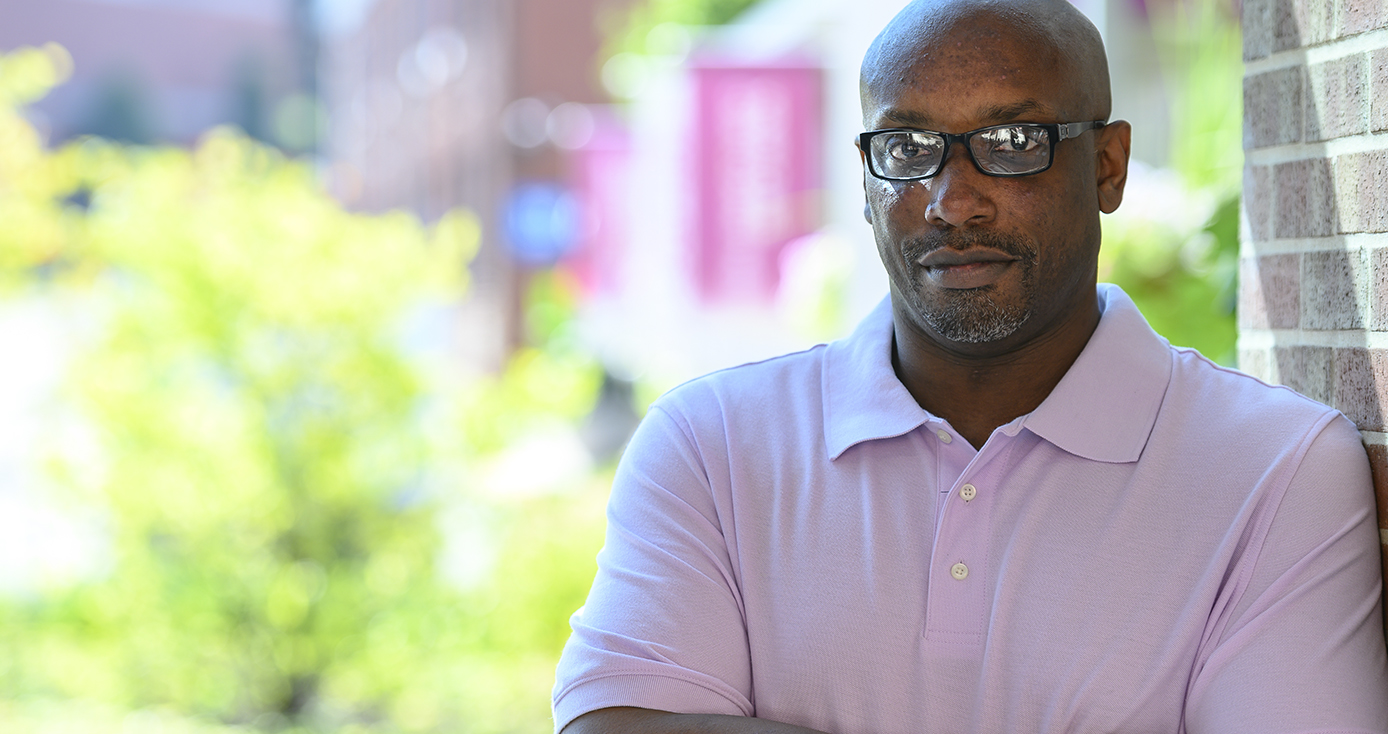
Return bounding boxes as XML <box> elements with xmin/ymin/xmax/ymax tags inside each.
<box><xmin>902</xmin><ymin>231</ymin><xmax>1037</xmax><ymax>344</ymax></box>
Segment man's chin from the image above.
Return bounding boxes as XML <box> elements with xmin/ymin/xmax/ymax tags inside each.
<box><xmin>919</xmin><ymin>290</ymin><xmax>1032</xmax><ymax>345</ymax></box>
<box><xmin>928</xmin><ymin>312</ymin><xmax>1032</xmax><ymax>344</ymax></box>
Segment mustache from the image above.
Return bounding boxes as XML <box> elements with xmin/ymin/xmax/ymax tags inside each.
<box><xmin>902</xmin><ymin>231</ymin><xmax>1037</xmax><ymax>262</ymax></box>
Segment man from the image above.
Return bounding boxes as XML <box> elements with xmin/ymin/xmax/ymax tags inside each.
<box><xmin>553</xmin><ymin>0</ymin><xmax>1388</xmax><ymax>731</ymax></box>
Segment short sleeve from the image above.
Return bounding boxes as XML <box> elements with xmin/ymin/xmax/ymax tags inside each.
<box><xmin>1185</xmin><ymin>414</ymin><xmax>1388</xmax><ymax>734</ymax></box>
<box><xmin>551</xmin><ymin>402</ymin><xmax>753</xmax><ymax>733</ymax></box>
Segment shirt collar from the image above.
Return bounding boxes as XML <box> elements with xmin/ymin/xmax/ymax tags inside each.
<box><xmin>821</xmin><ymin>284</ymin><xmax>1172</xmax><ymax>463</ymax></box>
<box><xmin>822</xmin><ymin>297</ymin><xmax>931</xmax><ymax>460</ymax></box>
<box><xmin>1019</xmin><ymin>284</ymin><xmax>1172</xmax><ymax>463</ymax></box>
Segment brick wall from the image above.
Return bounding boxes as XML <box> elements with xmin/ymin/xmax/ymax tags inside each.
<box><xmin>1239</xmin><ymin>1</ymin><xmax>1388</xmax><ymax>627</ymax></box>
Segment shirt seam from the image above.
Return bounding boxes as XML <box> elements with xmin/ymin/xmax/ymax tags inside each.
<box><xmin>553</xmin><ymin>668</ymin><xmax>754</xmax><ymax>717</ymax></box>
<box><xmin>643</xmin><ymin>402</ymin><xmax>751</xmax><ymax>638</ymax></box>
<box><xmin>1185</xmin><ymin>407</ymin><xmax>1342</xmax><ymax>699</ymax></box>
<box><xmin>1171</xmin><ymin>344</ymin><xmax>1346</xmax><ymax>413</ymax></box>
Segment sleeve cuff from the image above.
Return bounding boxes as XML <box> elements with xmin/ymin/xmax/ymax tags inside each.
<box><xmin>553</xmin><ymin>671</ymin><xmax>752</xmax><ymax>733</ymax></box>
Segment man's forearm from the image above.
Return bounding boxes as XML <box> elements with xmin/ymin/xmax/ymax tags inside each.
<box><xmin>563</xmin><ymin>707</ymin><xmax>832</xmax><ymax>734</ymax></box>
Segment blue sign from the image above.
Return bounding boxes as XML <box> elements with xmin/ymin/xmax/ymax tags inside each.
<box><xmin>502</xmin><ymin>182</ymin><xmax>580</xmax><ymax>266</ymax></box>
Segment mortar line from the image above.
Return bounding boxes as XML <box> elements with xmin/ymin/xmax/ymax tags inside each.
<box><xmin>1246</xmin><ymin>28</ymin><xmax>1388</xmax><ymax>75</ymax></box>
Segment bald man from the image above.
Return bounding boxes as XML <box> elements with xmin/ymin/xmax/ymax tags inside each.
<box><xmin>553</xmin><ymin>1</ymin><xmax>1388</xmax><ymax>732</ymax></box>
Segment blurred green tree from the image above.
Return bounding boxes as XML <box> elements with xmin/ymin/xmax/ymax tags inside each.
<box><xmin>602</xmin><ymin>0</ymin><xmax>760</xmax><ymax>58</ymax></box>
<box><xmin>1099</xmin><ymin>0</ymin><xmax>1241</xmax><ymax>365</ymax></box>
<box><xmin>0</xmin><ymin>44</ymin><xmax>606</xmax><ymax>734</ymax></box>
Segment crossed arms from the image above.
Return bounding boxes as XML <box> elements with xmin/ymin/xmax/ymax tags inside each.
<box><xmin>565</xmin><ymin>707</ymin><xmax>828</xmax><ymax>734</ymax></box>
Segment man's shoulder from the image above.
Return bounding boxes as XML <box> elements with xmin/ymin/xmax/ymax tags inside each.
<box><xmin>1158</xmin><ymin>344</ymin><xmax>1355</xmax><ymax>458</ymax></box>
<box><xmin>1166</xmin><ymin>344</ymin><xmax>1339</xmax><ymax>421</ymax></box>
<box><xmin>653</xmin><ymin>342</ymin><xmax>832</xmax><ymax>419</ymax></box>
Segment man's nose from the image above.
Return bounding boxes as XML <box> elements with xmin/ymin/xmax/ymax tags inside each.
<box><xmin>923</xmin><ymin>147</ymin><xmax>996</xmax><ymax>228</ymax></box>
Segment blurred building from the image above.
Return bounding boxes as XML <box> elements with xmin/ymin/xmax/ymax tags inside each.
<box><xmin>0</xmin><ymin>0</ymin><xmax>1179</xmax><ymax>386</ymax></box>
<box><xmin>319</xmin><ymin>0</ymin><xmax>637</xmax><ymax>372</ymax></box>
<box><xmin>565</xmin><ymin>0</ymin><xmax>1173</xmax><ymax>390</ymax></box>
<box><xmin>0</xmin><ymin>0</ymin><xmax>310</xmax><ymax>147</ymax></box>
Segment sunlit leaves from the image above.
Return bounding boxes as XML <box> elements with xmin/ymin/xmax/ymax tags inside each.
<box><xmin>1099</xmin><ymin>0</ymin><xmax>1241</xmax><ymax>365</ymax></box>
<box><xmin>0</xmin><ymin>45</ymin><xmax>608</xmax><ymax>734</ymax></box>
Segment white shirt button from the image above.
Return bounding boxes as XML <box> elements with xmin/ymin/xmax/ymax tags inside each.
<box><xmin>960</xmin><ymin>484</ymin><xmax>977</xmax><ymax>501</ymax></box>
<box><xmin>936</xmin><ymin>429</ymin><xmax>952</xmax><ymax>444</ymax></box>
<box><xmin>951</xmin><ymin>562</ymin><xmax>969</xmax><ymax>580</ymax></box>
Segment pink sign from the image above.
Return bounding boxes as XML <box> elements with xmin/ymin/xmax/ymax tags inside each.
<box><xmin>690</xmin><ymin>60</ymin><xmax>823</xmax><ymax>303</ymax></box>
<box><xmin>565</xmin><ymin>110</ymin><xmax>631</xmax><ymax>297</ymax></box>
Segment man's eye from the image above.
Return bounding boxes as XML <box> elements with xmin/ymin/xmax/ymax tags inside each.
<box><xmin>993</xmin><ymin>127</ymin><xmax>1042</xmax><ymax>152</ymax></box>
<box><xmin>888</xmin><ymin>136</ymin><xmax>936</xmax><ymax>160</ymax></box>
<box><xmin>889</xmin><ymin>141</ymin><xmax>921</xmax><ymax>159</ymax></box>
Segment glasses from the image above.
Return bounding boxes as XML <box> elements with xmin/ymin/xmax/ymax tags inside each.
<box><xmin>857</xmin><ymin>121</ymin><xmax>1106</xmax><ymax>180</ymax></box>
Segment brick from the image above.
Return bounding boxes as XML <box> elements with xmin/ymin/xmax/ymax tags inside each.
<box><xmin>1239</xmin><ymin>254</ymin><xmax>1300</xmax><ymax>329</ymax></box>
<box><xmin>1382</xmin><ymin>543</ymin><xmax>1388</xmax><ymax>638</ymax></box>
<box><xmin>1304</xmin><ymin>56</ymin><xmax>1367</xmax><ymax>142</ymax></box>
<box><xmin>1238</xmin><ymin>262</ymin><xmax>1270</xmax><ymax>331</ymax></box>
<box><xmin>1244</xmin><ymin>0</ymin><xmax>1275</xmax><ymax>60</ymax></box>
<box><xmin>1303</xmin><ymin>249</ymin><xmax>1365</xmax><ymax>329</ymax></box>
<box><xmin>1365</xmin><ymin>441</ymin><xmax>1388</xmax><ymax>632</ymax></box>
<box><xmin>1274</xmin><ymin>158</ymin><xmax>1337</xmax><ymax>238</ymax></box>
<box><xmin>1340</xmin><ymin>0</ymin><xmax>1388</xmax><ymax>36</ymax></box>
<box><xmin>1238</xmin><ymin>347</ymin><xmax>1274</xmax><ymax>382</ymax></box>
<box><xmin>1366</xmin><ymin>443</ymin><xmax>1388</xmax><ymax>528</ymax></box>
<box><xmin>1239</xmin><ymin>259</ymin><xmax>1269</xmax><ymax>329</ymax></box>
<box><xmin>1274</xmin><ymin>0</ymin><xmax>1335</xmax><ymax>49</ymax></box>
<box><xmin>1373</xmin><ymin>50</ymin><xmax>1388</xmax><ymax>131</ymax></box>
<box><xmin>1370</xmin><ymin>248</ymin><xmax>1388</xmax><ymax>329</ymax></box>
<box><xmin>1358</xmin><ymin>151</ymin><xmax>1388</xmax><ymax>233</ymax></box>
<box><xmin>1274</xmin><ymin>345</ymin><xmax>1334</xmax><ymax>403</ymax></box>
<box><xmin>1263</xmin><ymin>253</ymin><xmax>1301</xmax><ymax>327</ymax></box>
<box><xmin>1245</xmin><ymin>68</ymin><xmax>1303</xmax><ymax>148</ymax></box>
<box><xmin>1333</xmin><ymin>152</ymin><xmax>1388</xmax><ymax>235</ymax></box>
<box><xmin>1336</xmin><ymin>154</ymin><xmax>1366</xmax><ymax>233</ymax></box>
<box><xmin>1273</xmin><ymin>0</ymin><xmax>1297</xmax><ymax>50</ymax></box>
<box><xmin>1334</xmin><ymin>348</ymin><xmax>1388</xmax><ymax>430</ymax></box>
<box><xmin>1245</xmin><ymin>165</ymin><xmax>1275</xmax><ymax>242</ymax></box>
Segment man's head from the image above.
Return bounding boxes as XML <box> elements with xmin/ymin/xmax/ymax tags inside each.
<box><xmin>858</xmin><ymin>0</ymin><xmax>1130</xmax><ymax>352</ymax></box>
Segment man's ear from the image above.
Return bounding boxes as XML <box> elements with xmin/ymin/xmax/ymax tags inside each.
<box><xmin>858</xmin><ymin>141</ymin><xmax>873</xmax><ymax>224</ymax></box>
<box><xmin>1095</xmin><ymin>120</ymin><xmax>1131</xmax><ymax>214</ymax></box>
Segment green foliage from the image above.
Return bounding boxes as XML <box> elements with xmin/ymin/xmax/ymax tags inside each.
<box><xmin>0</xmin><ymin>45</ymin><xmax>608</xmax><ymax>733</ymax></box>
<box><xmin>1151</xmin><ymin>0</ymin><xmax>1243</xmax><ymax>194</ymax></box>
<box><xmin>1100</xmin><ymin>0</ymin><xmax>1241</xmax><ymax>365</ymax></box>
<box><xmin>1101</xmin><ymin>188</ymin><xmax>1239</xmax><ymax>364</ymax></box>
<box><xmin>602</xmin><ymin>0</ymin><xmax>760</xmax><ymax>59</ymax></box>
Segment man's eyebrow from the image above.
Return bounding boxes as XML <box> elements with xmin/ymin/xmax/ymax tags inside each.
<box><xmin>877</xmin><ymin>108</ymin><xmax>934</xmax><ymax>128</ymax></box>
<box><xmin>875</xmin><ymin>100</ymin><xmax>1059</xmax><ymax>130</ymax></box>
<box><xmin>976</xmin><ymin>100</ymin><xmax>1056</xmax><ymax>123</ymax></box>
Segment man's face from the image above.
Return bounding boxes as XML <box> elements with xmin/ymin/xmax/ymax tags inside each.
<box><xmin>861</xmin><ymin>24</ymin><xmax>1107</xmax><ymax>352</ymax></box>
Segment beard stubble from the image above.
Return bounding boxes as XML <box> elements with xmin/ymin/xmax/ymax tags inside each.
<box><xmin>900</xmin><ymin>231</ymin><xmax>1039</xmax><ymax>344</ymax></box>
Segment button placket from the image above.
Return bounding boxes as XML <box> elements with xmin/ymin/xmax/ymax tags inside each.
<box><xmin>925</xmin><ymin>441</ymin><xmax>1007</xmax><ymax>647</ymax></box>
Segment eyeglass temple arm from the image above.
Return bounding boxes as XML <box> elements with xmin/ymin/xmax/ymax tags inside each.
<box><xmin>1058</xmin><ymin>120</ymin><xmax>1107</xmax><ymax>140</ymax></box>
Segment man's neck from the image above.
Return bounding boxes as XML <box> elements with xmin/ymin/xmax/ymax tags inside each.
<box><xmin>891</xmin><ymin>298</ymin><xmax>1102</xmax><ymax>450</ymax></box>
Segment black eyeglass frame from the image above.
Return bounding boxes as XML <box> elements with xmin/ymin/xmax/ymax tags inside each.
<box><xmin>856</xmin><ymin>120</ymin><xmax>1107</xmax><ymax>180</ymax></box>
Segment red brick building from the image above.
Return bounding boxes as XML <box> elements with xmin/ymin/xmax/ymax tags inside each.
<box><xmin>320</xmin><ymin>0</ymin><xmax>636</xmax><ymax>370</ymax></box>
<box><xmin>1238</xmin><ymin>0</ymin><xmax>1388</xmax><ymax>630</ymax></box>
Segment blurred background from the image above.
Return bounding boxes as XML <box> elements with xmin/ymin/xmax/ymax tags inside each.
<box><xmin>0</xmin><ymin>0</ymin><xmax>1239</xmax><ymax>731</ymax></box>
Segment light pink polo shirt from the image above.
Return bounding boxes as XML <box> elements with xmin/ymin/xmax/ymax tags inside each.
<box><xmin>553</xmin><ymin>285</ymin><xmax>1388</xmax><ymax>734</ymax></box>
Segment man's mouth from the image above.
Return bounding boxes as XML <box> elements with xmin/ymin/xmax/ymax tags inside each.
<box><xmin>917</xmin><ymin>246</ymin><xmax>1020</xmax><ymax>268</ymax></box>
<box><xmin>916</xmin><ymin>247</ymin><xmax>1021</xmax><ymax>289</ymax></box>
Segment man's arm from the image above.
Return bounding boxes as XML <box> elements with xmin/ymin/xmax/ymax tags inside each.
<box><xmin>1184</xmin><ymin>414</ymin><xmax>1388</xmax><ymax>732</ymax></box>
<box><xmin>563</xmin><ymin>707</ymin><xmax>830</xmax><ymax>734</ymax></box>
<box><xmin>552</xmin><ymin>402</ymin><xmax>766</xmax><ymax>730</ymax></box>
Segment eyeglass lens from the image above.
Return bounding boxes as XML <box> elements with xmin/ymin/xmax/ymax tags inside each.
<box><xmin>870</xmin><ymin>125</ymin><xmax>1053</xmax><ymax>179</ymax></box>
